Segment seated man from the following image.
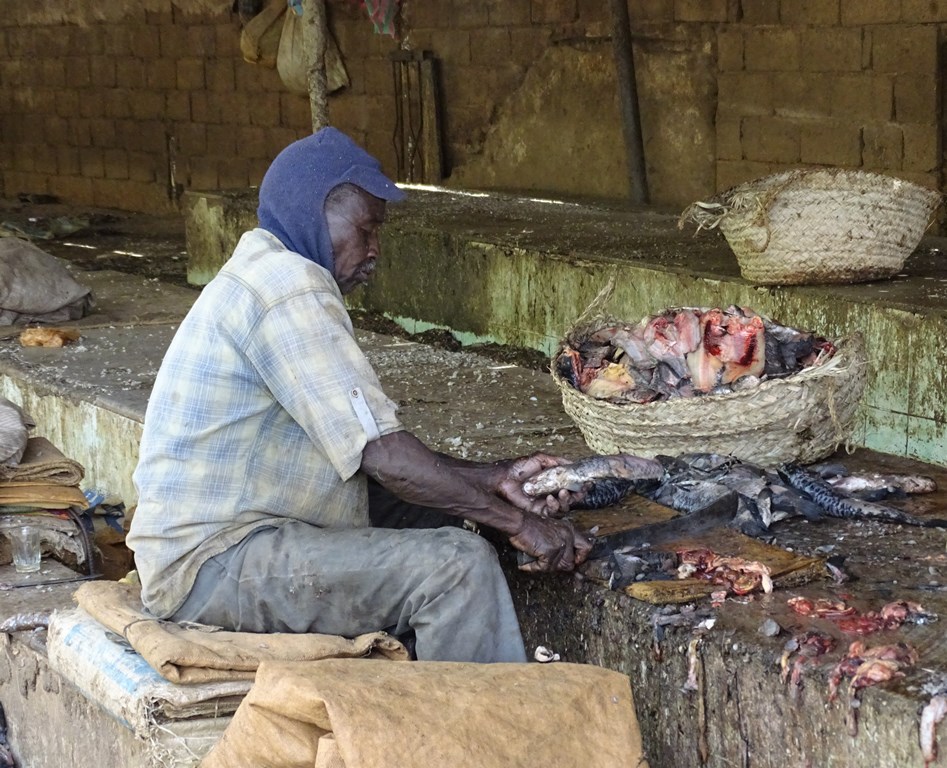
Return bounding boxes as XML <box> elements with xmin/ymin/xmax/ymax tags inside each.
<box><xmin>127</xmin><ymin>127</ymin><xmax>591</xmax><ymax>663</ymax></box>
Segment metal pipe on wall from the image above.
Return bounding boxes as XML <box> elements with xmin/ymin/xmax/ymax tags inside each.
<box><xmin>608</xmin><ymin>0</ymin><xmax>649</xmax><ymax>204</ymax></box>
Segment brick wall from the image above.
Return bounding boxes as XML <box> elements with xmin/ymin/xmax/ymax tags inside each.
<box><xmin>0</xmin><ymin>0</ymin><xmax>943</xmax><ymax>215</ymax></box>
<box><xmin>717</xmin><ymin>0</ymin><xmax>943</xmax><ymax>193</ymax></box>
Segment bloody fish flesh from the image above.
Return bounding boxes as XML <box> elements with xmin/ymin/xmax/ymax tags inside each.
<box><xmin>677</xmin><ymin>547</ymin><xmax>773</xmax><ymax>595</ymax></box>
<box><xmin>788</xmin><ymin>595</ymin><xmax>935</xmax><ymax>635</ymax></box>
<box><xmin>828</xmin><ymin>640</ymin><xmax>918</xmax><ymax>702</ymax></box>
<box><xmin>780</xmin><ymin>630</ymin><xmax>836</xmax><ymax>700</ymax></box>
<box><xmin>921</xmin><ymin>694</ymin><xmax>947</xmax><ymax>768</ymax></box>
<box><xmin>560</xmin><ymin>306</ymin><xmax>832</xmax><ymax>403</ymax></box>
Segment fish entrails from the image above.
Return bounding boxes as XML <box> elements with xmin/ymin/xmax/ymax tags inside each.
<box><xmin>523</xmin><ymin>454</ymin><xmax>665</xmax><ymax>508</ymax></box>
<box><xmin>778</xmin><ymin>464</ymin><xmax>947</xmax><ymax>528</ymax></box>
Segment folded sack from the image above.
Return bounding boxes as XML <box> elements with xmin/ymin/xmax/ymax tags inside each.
<box><xmin>0</xmin><ymin>436</ymin><xmax>85</xmax><ymax>485</ymax></box>
<box><xmin>74</xmin><ymin>580</ymin><xmax>409</xmax><ymax>684</ymax></box>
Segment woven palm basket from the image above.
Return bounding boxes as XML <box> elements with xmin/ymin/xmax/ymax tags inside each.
<box><xmin>552</xmin><ymin>302</ymin><xmax>868</xmax><ymax>467</ymax></box>
<box><xmin>679</xmin><ymin>169</ymin><xmax>942</xmax><ymax>285</ymax></box>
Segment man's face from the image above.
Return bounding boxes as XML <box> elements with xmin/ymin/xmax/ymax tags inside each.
<box><xmin>325</xmin><ymin>187</ymin><xmax>387</xmax><ymax>294</ymax></box>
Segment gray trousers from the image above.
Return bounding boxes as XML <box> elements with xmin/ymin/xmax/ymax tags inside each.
<box><xmin>171</xmin><ymin>483</ymin><xmax>527</xmax><ymax>663</ymax></box>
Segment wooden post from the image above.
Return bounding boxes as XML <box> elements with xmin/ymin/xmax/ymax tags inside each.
<box><xmin>419</xmin><ymin>57</ymin><xmax>443</xmax><ymax>184</ymax></box>
<box><xmin>301</xmin><ymin>0</ymin><xmax>329</xmax><ymax>132</ymax></box>
<box><xmin>607</xmin><ymin>0</ymin><xmax>649</xmax><ymax>204</ymax></box>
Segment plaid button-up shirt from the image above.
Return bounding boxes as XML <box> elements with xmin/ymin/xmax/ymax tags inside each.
<box><xmin>127</xmin><ymin>229</ymin><xmax>403</xmax><ymax>617</ymax></box>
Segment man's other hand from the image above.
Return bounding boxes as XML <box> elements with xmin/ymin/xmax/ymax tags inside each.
<box><xmin>509</xmin><ymin>514</ymin><xmax>593</xmax><ymax>573</ymax></box>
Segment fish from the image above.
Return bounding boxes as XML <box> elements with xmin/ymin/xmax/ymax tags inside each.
<box><xmin>762</xmin><ymin>318</ymin><xmax>832</xmax><ymax>377</ymax></box>
<box><xmin>642</xmin><ymin>311</ymin><xmax>695</xmax><ymax>378</ymax></box>
<box><xmin>0</xmin><ymin>611</ymin><xmax>50</xmax><ymax>634</ymax></box>
<box><xmin>777</xmin><ymin>464</ymin><xmax>947</xmax><ymax>528</ymax></box>
<box><xmin>522</xmin><ymin>454</ymin><xmax>665</xmax><ymax>508</ymax></box>
<box><xmin>718</xmin><ymin>312</ymin><xmax>766</xmax><ymax>384</ymax></box>
<box><xmin>601</xmin><ymin>325</ymin><xmax>653</xmax><ymax>369</ymax></box>
<box><xmin>642</xmin><ymin>453</ymin><xmax>942</xmax><ymax>538</ymax></box>
<box><xmin>684</xmin><ymin>309</ymin><xmax>766</xmax><ymax>392</ymax></box>
<box><xmin>685</xmin><ymin>309</ymin><xmax>726</xmax><ymax>391</ymax></box>
<box><xmin>644</xmin><ymin>454</ymin><xmax>816</xmax><ymax>536</ymax></box>
<box><xmin>581</xmin><ymin>362</ymin><xmax>639</xmax><ymax>401</ymax></box>
<box><xmin>824</xmin><ymin>471</ymin><xmax>937</xmax><ymax>496</ymax></box>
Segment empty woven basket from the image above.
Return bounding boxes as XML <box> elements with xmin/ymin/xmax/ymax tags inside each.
<box><xmin>552</xmin><ymin>328</ymin><xmax>868</xmax><ymax>468</ymax></box>
<box><xmin>679</xmin><ymin>169</ymin><xmax>942</xmax><ymax>285</ymax></box>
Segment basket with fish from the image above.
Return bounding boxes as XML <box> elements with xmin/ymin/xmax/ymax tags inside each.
<box><xmin>552</xmin><ymin>292</ymin><xmax>868</xmax><ymax>467</ymax></box>
<box><xmin>678</xmin><ymin>168</ymin><xmax>942</xmax><ymax>285</ymax></box>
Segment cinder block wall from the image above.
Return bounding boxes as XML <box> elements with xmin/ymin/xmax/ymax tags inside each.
<box><xmin>716</xmin><ymin>0</ymin><xmax>942</xmax><ymax>192</ymax></box>
<box><xmin>0</xmin><ymin>1</ymin><xmax>310</xmax><ymax>212</ymax></box>
<box><xmin>0</xmin><ymin>0</ymin><xmax>943</xmax><ymax>215</ymax></box>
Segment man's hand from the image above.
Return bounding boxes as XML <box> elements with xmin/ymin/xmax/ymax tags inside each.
<box><xmin>495</xmin><ymin>453</ymin><xmax>587</xmax><ymax>517</ymax></box>
<box><xmin>509</xmin><ymin>513</ymin><xmax>593</xmax><ymax>573</ymax></box>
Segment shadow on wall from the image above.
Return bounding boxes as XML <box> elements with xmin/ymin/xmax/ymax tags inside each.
<box><xmin>448</xmin><ymin>39</ymin><xmax>716</xmax><ymax>208</ymax></box>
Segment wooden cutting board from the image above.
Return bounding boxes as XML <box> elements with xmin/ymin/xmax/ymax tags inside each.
<box><xmin>573</xmin><ymin>495</ymin><xmax>825</xmax><ymax>605</ymax></box>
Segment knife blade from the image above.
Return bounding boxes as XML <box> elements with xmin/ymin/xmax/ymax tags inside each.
<box><xmin>515</xmin><ymin>491</ymin><xmax>739</xmax><ymax>569</ymax></box>
<box><xmin>589</xmin><ymin>490</ymin><xmax>740</xmax><ymax>558</ymax></box>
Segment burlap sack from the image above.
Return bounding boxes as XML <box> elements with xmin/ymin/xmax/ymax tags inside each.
<box><xmin>239</xmin><ymin>0</ymin><xmax>286</xmax><ymax>68</ymax></box>
<box><xmin>74</xmin><ymin>581</ymin><xmax>409</xmax><ymax>684</ymax></box>
<box><xmin>0</xmin><ymin>436</ymin><xmax>84</xmax><ymax>483</ymax></box>
<box><xmin>0</xmin><ymin>238</ymin><xmax>93</xmax><ymax>325</ymax></box>
<box><xmin>201</xmin><ymin>658</ymin><xmax>648</xmax><ymax>768</ymax></box>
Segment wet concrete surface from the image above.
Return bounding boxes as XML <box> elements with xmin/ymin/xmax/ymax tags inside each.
<box><xmin>1</xmin><ymin>200</ymin><xmax>947</xmax><ymax>765</ymax></box>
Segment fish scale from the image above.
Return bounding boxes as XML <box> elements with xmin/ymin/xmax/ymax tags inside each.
<box><xmin>777</xmin><ymin>464</ymin><xmax>947</xmax><ymax>528</ymax></box>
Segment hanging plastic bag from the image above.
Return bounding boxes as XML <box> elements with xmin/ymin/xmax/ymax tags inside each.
<box><xmin>240</xmin><ymin>0</ymin><xmax>287</xmax><ymax>69</ymax></box>
<box><xmin>277</xmin><ymin>3</ymin><xmax>350</xmax><ymax>96</ymax></box>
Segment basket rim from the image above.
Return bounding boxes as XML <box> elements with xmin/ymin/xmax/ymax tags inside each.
<box><xmin>725</xmin><ymin>166</ymin><xmax>943</xmax><ymax>198</ymax></box>
<box><xmin>677</xmin><ymin>168</ymin><xmax>943</xmax><ymax>243</ymax></box>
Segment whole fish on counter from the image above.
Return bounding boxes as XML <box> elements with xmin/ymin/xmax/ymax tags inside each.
<box><xmin>522</xmin><ymin>454</ymin><xmax>665</xmax><ymax>509</ymax></box>
<box><xmin>777</xmin><ymin>464</ymin><xmax>947</xmax><ymax>529</ymax></box>
<box><xmin>639</xmin><ymin>453</ymin><xmax>945</xmax><ymax>537</ymax></box>
<box><xmin>811</xmin><ymin>463</ymin><xmax>938</xmax><ymax>498</ymax></box>
<box><xmin>523</xmin><ymin>450</ymin><xmax>946</xmax><ymax>533</ymax></box>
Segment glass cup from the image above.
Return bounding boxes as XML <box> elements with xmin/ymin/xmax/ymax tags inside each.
<box><xmin>9</xmin><ymin>526</ymin><xmax>41</xmax><ymax>574</ymax></box>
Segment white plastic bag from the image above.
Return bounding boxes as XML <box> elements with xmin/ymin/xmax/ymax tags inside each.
<box><xmin>240</xmin><ymin>0</ymin><xmax>286</xmax><ymax>69</ymax></box>
<box><xmin>277</xmin><ymin>4</ymin><xmax>350</xmax><ymax>96</ymax></box>
<box><xmin>0</xmin><ymin>397</ymin><xmax>34</xmax><ymax>467</ymax></box>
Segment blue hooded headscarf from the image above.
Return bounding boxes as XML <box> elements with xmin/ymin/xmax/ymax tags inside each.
<box><xmin>256</xmin><ymin>127</ymin><xmax>405</xmax><ymax>272</ymax></box>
